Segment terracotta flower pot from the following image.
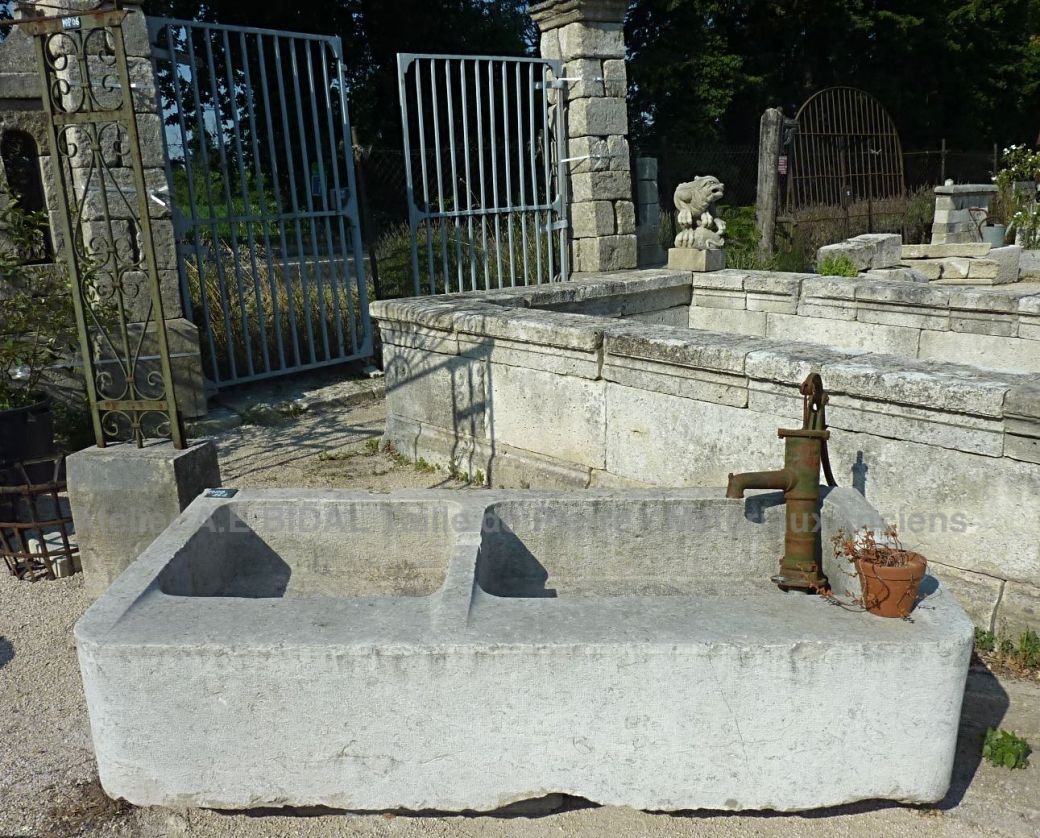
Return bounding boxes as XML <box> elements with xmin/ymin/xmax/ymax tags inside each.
<box><xmin>855</xmin><ymin>554</ymin><xmax>927</xmax><ymax>618</ymax></box>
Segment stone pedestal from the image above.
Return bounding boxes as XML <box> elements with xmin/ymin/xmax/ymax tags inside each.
<box><xmin>66</xmin><ymin>440</ymin><xmax>221</xmax><ymax>598</ymax></box>
<box><xmin>531</xmin><ymin>0</ymin><xmax>637</xmax><ymax>275</ymax></box>
<box><xmin>931</xmin><ymin>184</ymin><xmax>999</xmax><ymax>244</ymax></box>
<box><xmin>667</xmin><ymin>247</ymin><xmax>725</xmax><ymax>272</ymax></box>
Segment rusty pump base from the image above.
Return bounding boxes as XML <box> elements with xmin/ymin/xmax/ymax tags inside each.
<box><xmin>726</xmin><ymin>374</ymin><xmax>838</xmax><ymax>593</ymax></box>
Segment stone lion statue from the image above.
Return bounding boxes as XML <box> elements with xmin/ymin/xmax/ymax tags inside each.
<box><xmin>673</xmin><ymin>176</ymin><xmax>726</xmax><ymax>250</ymax></box>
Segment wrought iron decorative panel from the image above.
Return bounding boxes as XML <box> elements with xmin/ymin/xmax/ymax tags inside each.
<box><xmin>23</xmin><ymin>8</ymin><xmax>185</xmax><ymax>449</ymax></box>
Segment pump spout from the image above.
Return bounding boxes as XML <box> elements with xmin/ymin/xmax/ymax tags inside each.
<box><xmin>724</xmin><ymin>374</ymin><xmax>838</xmax><ymax>593</ymax></box>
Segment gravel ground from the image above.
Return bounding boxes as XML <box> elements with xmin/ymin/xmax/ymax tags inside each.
<box><xmin>2</xmin><ymin>397</ymin><xmax>1039</xmax><ymax>838</ymax></box>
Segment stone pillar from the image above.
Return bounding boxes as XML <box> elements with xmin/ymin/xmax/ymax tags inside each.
<box><xmin>531</xmin><ymin>0</ymin><xmax>637</xmax><ymax>276</ymax></box>
<box><xmin>930</xmin><ymin>184</ymin><xmax>999</xmax><ymax>244</ymax></box>
<box><xmin>66</xmin><ymin>439</ymin><xmax>221</xmax><ymax>598</ymax></box>
<box><xmin>755</xmin><ymin>108</ymin><xmax>783</xmax><ymax>258</ymax></box>
<box><xmin>634</xmin><ymin>157</ymin><xmax>665</xmax><ymax>266</ymax></box>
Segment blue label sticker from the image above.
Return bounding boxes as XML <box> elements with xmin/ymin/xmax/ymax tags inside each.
<box><xmin>205</xmin><ymin>488</ymin><xmax>238</xmax><ymax>498</ymax></box>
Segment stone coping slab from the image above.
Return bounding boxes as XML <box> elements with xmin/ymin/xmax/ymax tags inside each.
<box><xmin>77</xmin><ymin>488</ymin><xmax>971</xmax><ymax>812</ymax></box>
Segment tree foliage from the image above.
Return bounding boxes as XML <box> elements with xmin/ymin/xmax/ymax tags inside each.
<box><xmin>626</xmin><ymin>0</ymin><xmax>1040</xmax><ymax>149</ymax></box>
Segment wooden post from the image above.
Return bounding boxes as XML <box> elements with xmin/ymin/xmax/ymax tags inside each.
<box><xmin>940</xmin><ymin>137</ymin><xmax>946</xmax><ymax>183</ymax></box>
<box><xmin>755</xmin><ymin>108</ymin><xmax>784</xmax><ymax>257</ymax></box>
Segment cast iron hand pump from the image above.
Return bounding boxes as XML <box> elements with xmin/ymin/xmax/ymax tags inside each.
<box><xmin>726</xmin><ymin>373</ymin><xmax>838</xmax><ymax>592</ymax></box>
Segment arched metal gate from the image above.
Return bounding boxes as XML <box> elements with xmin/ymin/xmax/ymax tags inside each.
<box><xmin>785</xmin><ymin>86</ymin><xmax>906</xmax><ymax>241</ymax></box>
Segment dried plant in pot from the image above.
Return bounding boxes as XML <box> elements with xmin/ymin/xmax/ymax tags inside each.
<box><xmin>832</xmin><ymin>526</ymin><xmax>927</xmax><ymax>618</ymax></box>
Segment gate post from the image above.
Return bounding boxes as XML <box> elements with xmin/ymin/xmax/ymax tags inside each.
<box><xmin>531</xmin><ymin>0</ymin><xmax>637</xmax><ymax>276</ymax></box>
<box><xmin>755</xmin><ymin>107</ymin><xmax>784</xmax><ymax>258</ymax></box>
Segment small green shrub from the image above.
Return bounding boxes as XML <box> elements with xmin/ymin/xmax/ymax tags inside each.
<box><xmin>983</xmin><ymin>728</ymin><xmax>1031</xmax><ymax>769</ymax></box>
<box><xmin>974</xmin><ymin>627</ymin><xmax>996</xmax><ymax>652</ymax></box>
<box><xmin>974</xmin><ymin>626</ymin><xmax>1040</xmax><ymax>672</ymax></box>
<box><xmin>816</xmin><ymin>253</ymin><xmax>859</xmax><ymax>278</ymax></box>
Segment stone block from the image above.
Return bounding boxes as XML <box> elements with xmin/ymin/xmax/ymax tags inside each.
<box><xmin>688</xmin><ymin>306</ymin><xmax>766</xmax><ymax>336</ymax></box>
<box><xmin>667</xmin><ymin>248</ymin><xmax>725</xmax><ymax>272</ymax></box>
<box><xmin>902</xmin><ymin>243</ymin><xmax>992</xmax><ymax>259</ymax></box>
<box><xmin>557</xmin><ymin>21</ymin><xmax>626</xmax><ymax>60</ymax></box>
<box><xmin>489</xmin><ymin>362</ymin><xmax>606</xmax><ymax>467</ymax></box>
<box><xmin>909</xmin><ymin>260</ymin><xmax>944</xmax><ymax>281</ymax></box>
<box><xmin>576</xmin><ymin>234</ymin><xmax>638</xmax><ymax>272</ymax></box>
<box><xmin>382</xmin><ymin>344</ymin><xmax>487</xmax><ymax>438</ymax></box>
<box><xmin>767</xmin><ymin>313</ymin><xmax>921</xmax><ymax>357</ymax></box>
<box><xmin>817</xmin><ymin>234</ymin><xmax>901</xmax><ymax>272</ymax></box>
<box><xmin>571</xmin><ymin>200</ymin><xmax>616</xmax><ymax>237</ymax></box>
<box><xmin>918</xmin><ymin>331</ymin><xmax>1040</xmax><ymax>375</ymax></box>
<box><xmin>817</xmin><ymin>239</ymin><xmax>874</xmax><ymax>272</ymax></box>
<box><xmin>571</xmin><ymin>170</ymin><xmax>633</xmax><ymax>202</ymax></box>
<box><xmin>929</xmin><ymin>563</ymin><xmax>1004</xmax><ymax>630</ymax></box>
<box><xmin>66</xmin><ymin>439</ymin><xmax>220</xmax><ymax>598</ymax></box>
<box><xmin>562</xmin><ymin>58</ymin><xmax>605</xmax><ymax>98</ymax></box>
<box><xmin>568</xmin><ymin>96</ymin><xmax>628</xmax><ymax>137</ymax></box>
<box><xmin>996</xmin><ymin>582</ymin><xmax>1040</xmax><ymax>634</ymax></box>
<box><xmin>635</xmin><ymin>156</ymin><xmax>658</xmax><ymax>180</ymax></box>
<box><xmin>601</xmin><ymin>58</ymin><xmax>627</xmax><ymax>96</ymax></box>
<box><xmin>615</xmin><ymin>200</ymin><xmax>636</xmax><ymax>235</ymax></box>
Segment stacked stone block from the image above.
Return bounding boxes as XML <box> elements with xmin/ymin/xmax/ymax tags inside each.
<box><xmin>531</xmin><ymin>0</ymin><xmax>637</xmax><ymax>275</ymax></box>
<box><xmin>930</xmin><ymin>183</ymin><xmax>998</xmax><ymax>244</ymax></box>
<box><xmin>634</xmin><ymin>157</ymin><xmax>664</xmax><ymax>266</ymax></box>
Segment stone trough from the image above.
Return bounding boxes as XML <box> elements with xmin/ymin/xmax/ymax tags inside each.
<box><xmin>77</xmin><ymin>487</ymin><xmax>972</xmax><ymax>812</ymax></box>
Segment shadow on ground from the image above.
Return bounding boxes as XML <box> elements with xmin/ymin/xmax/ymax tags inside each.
<box><xmin>0</xmin><ymin>636</ymin><xmax>12</xmax><ymax>669</ymax></box>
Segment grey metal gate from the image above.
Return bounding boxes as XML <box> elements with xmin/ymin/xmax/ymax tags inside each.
<box><xmin>148</xmin><ymin>18</ymin><xmax>372</xmax><ymax>388</ymax></box>
<box><xmin>397</xmin><ymin>53</ymin><xmax>569</xmax><ymax>296</ymax></box>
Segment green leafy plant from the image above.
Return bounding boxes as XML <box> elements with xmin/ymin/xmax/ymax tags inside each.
<box><xmin>982</xmin><ymin>728</ymin><xmax>1031</xmax><ymax>770</ymax></box>
<box><xmin>816</xmin><ymin>253</ymin><xmax>859</xmax><ymax>278</ymax></box>
<box><xmin>0</xmin><ymin>194</ymin><xmax>78</xmax><ymax>410</ymax></box>
<box><xmin>974</xmin><ymin>626</ymin><xmax>1040</xmax><ymax>674</ymax></box>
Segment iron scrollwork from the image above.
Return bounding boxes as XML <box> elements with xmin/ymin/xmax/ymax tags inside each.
<box><xmin>23</xmin><ymin>8</ymin><xmax>186</xmax><ymax>449</ymax></box>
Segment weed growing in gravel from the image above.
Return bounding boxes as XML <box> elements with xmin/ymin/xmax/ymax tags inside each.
<box><xmin>975</xmin><ymin>627</ymin><xmax>1040</xmax><ymax>674</ymax></box>
<box><xmin>983</xmin><ymin>728</ymin><xmax>1031</xmax><ymax>769</ymax></box>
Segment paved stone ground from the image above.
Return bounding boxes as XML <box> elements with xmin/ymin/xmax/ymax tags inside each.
<box><xmin>2</xmin><ymin>394</ymin><xmax>1039</xmax><ymax>838</ymax></box>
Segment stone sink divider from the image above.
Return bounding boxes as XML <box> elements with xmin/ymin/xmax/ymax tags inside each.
<box><xmin>371</xmin><ymin>269</ymin><xmax>1040</xmax><ymax>634</ymax></box>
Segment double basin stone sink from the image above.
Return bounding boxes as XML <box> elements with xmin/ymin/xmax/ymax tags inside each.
<box><xmin>77</xmin><ymin>487</ymin><xmax>972</xmax><ymax>812</ymax></box>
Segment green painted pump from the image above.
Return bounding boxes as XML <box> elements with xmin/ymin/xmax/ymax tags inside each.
<box><xmin>726</xmin><ymin>373</ymin><xmax>838</xmax><ymax>593</ymax></box>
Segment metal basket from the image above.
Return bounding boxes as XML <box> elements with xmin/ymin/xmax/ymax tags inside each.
<box><xmin>0</xmin><ymin>456</ymin><xmax>80</xmax><ymax>582</ymax></box>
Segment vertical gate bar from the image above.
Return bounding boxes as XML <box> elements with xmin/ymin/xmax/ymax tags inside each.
<box><xmin>164</xmin><ymin>23</ymin><xmax>222</xmax><ymax>383</ymax></box>
<box><xmin>474</xmin><ymin>60</ymin><xmax>490</xmax><ymax>290</ymax></box>
<box><xmin>540</xmin><ymin>64</ymin><xmax>556</xmax><ymax>282</ymax></box>
<box><xmin>514</xmin><ymin>62</ymin><xmax>530</xmax><ymax>285</ymax></box>
<box><xmin>397</xmin><ymin>55</ymin><xmax>423</xmax><ymax>297</ymax></box>
<box><xmin>528</xmin><ymin>63</ymin><xmax>544</xmax><ymax>285</ymax></box>
<box><xmin>488</xmin><ymin>61</ymin><xmax>503</xmax><ymax>287</ymax></box>
<box><xmin>302</xmin><ymin>38</ymin><xmax>344</xmax><ymax>357</ymax></box>
<box><xmin>202</xmin><ymin>28</ymin><xmax>256</xmax><ymax>378</ymax></box>
<box><xmin>149</xmin><ymin>24</ymin><xmax>192</xmax><ymax>325</ymax></box>
<box><xmin>221</xmin><ymin>27</ymin><xmax>271</xmax><ymax>374</ymax></box>
<box><xmin>501</xmin><ymin>61</ymin><xmax>515</xmax><ymax>286</ymax></box>
<box><xmin>185</xmin><ymin>29</ymin><xmax>239</xmax><ymax>381</ymax></box>
<box><xmin>288</xmin><ymin>38</ymin><xmax>332</xmax><ymax>361</ymax></box>
<box><xmin>272</xmin><ymin>35</ymin><xmax>319</xmax><ymax>364</ymax></box>
<box><xmin>459</xmin><ymin>59</ymin><xmax>477</xmax><ymax>291</ymax></box>
<box><xmin>332</xmin><ymin>38</ymin><xmax>370</xmax><ymax>354</ymax></box>
<box><xmin>319</xmin><ymin>40</ymin><xmax>357</xmax><ymax>354</ymax></box>
<box><xmin>554</xmin><ymin>70</ymin><xmax>569</xmax><ymax>282</ymax></box>
<box><xmin>430</xmin><ymin>59</ymin><xmax>450</xmax><ymax>291</ymax></box>
<box><xmin>444</xmin><ymin>60</ymin><xmax>464</xmax><ymax>293</ymax></box>
<box><xmin>256</xmin><ymin>33</ymin><xmax>302</xmax><ymax>367</ymax></box>
<box><xmin>414</xmin><ymin>61</ymin><xmax>436</xmax><ymax>291</ymax></box>
<box><xmin>239</xmin><ymin>29</ymin><xmax>287</xmax><ymax>371</ymax></box>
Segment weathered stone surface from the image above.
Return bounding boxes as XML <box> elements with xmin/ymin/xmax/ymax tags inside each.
<box><xmin>929</xmin><ymin>562</ymin><xmax>1004</xmax><ymax>630</ymax></box>
<box><xmin>817</xmin><ymin>234</ymin><xmax>901</xmax><ymax>272</ymax></box>
<box><xmin>557</xmin><ymin>21</ymin><xmax>626</xmax><ymax>59</ymax></box>
<box><xmin>382</xmin><ymin>345</ymin><xmax>487</xmax><ymax>438</ymax></box>
<box><xmin>568</xmin><ymin>96</ymin><xmax>628</xmax><ymax>136</ymax></box>
<box><xmin>489</xmin><ymin>363</ymin><xmax>606</xmax><ymax>467</ymax></box>
<box><xmin>571</xmin><ymin>170</ymin><xmax>632</xmax><ymax>202</ymax></box>
<box><xmin>66</xmin><ymin>440</ymin><xmax>220</xmax><ymax>598</ymax></box>
<box><xmin>903</xmin><ymin>243</ymin><xmax>992</xmax><ymax>259</ymax></box>
<box><xmin>576</xmin><ymin>234</ymin><xmax>638</xmax><ymax>272</ymax></box>
<box><xmin>667</xmin><ymin>248</ymin><xmax>725</xmax><ymax>272</ymax></box>
<box><xmin>997</xmin><ymin>581</ymin><xmax>1040</xmax><ymax>634</ymax></box>
<box><xmin>571</xmin><ymin>200</ymin><xmax>616</xmax><ymax>237</ymax></box>
<box><xmin>688</xmin><ymin>306</ymin><xmax>765</xmax><ymax>336</ymax></box>
<box><xmin>77</xmin><ymin>487</ymin><xmax>971</xmax><ymax>811</ymax></box>
<box><xmin>918</xmin><ymin>331</ymin><xmax>1040</xmax><ymax>375</ymax></box>
<box><xmin>614</xmin><ymin>200</ymin><xmax>636</xmax><ymax>235</ymax></box>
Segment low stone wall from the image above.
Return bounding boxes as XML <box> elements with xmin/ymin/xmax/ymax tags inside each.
<box><xmin>372</xmin><ymin>270</ymin><xmax>1040</xmax><ymax>633</ymax></box>
<box><xmin>687</xmin><ymin>269</ymin><xmax>1040</xmax><ymax>375</ymax></box>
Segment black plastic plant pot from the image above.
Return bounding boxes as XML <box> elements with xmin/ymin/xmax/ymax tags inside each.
<box><xmin>0</xmin><ymin>393</ymin><xmax>55</xmax><ymax>485</ymax></box>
